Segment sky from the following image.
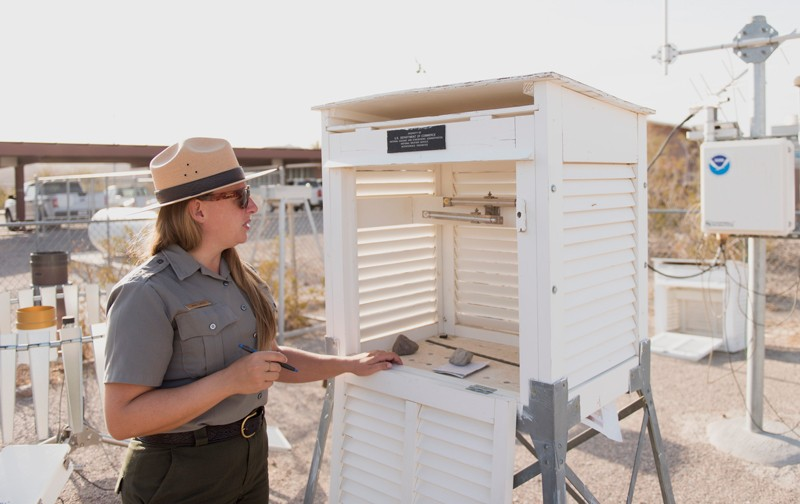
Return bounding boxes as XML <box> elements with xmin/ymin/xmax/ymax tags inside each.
<box><xmin>1</xmin><ymin>0</ymin><xmax>799</xmax><ymax>150</ymax></box>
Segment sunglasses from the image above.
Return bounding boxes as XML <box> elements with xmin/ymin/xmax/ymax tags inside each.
<box><xmin>199</xmin><ymin>185</ymin><xmax>251</xmax><ymax>209</ymax></box>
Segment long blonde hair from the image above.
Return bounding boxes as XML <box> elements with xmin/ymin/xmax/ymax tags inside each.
<box><xmin>147</xmin><ymin>201</ymin><xmax>276</xmax><ymax>350</ymax></box>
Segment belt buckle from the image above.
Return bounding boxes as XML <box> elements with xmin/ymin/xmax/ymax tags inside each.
<box><xmin>240</xmin><ymin>409</ymin><xmax>259</xmax><ymax>439</ymax></box>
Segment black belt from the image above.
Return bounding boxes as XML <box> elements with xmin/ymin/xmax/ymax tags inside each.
<box><xmin>136</xmin><ymin>407</ymin><xmax>264</xmax><ymax>447</ymax></box>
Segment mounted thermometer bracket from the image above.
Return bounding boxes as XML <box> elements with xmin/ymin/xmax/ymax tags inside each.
<box><xmin>423</xmin><ymin>192</ymin><xmax>516</xmax><ymax>225</ymax></box>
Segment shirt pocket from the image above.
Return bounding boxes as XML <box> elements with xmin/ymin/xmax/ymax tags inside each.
<box><xmin>174</xmin><ymin>304</ymin><xmax>238</xmax><ymax>378</ymax></box>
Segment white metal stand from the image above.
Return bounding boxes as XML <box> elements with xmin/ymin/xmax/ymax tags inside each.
<box><xmin>0</xmin><ymin>444</ymin><xmax>73</xmax><ymax>504</ymax></box>
<box><xmin>0</xmin><ymin>285</ymin><xmax>123</xmax><ymax>504</ymax></box>
<box><xmin>39</xmin><ymin>323</ymin><xmax>128</xmax><ymax>450</ymax></box>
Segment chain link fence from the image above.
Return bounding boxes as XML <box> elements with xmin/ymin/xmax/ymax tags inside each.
<box><xmin>3</xmin><ymin>204</ymin><xmax>799</xmax><ymax>345</ymax></box>
<box><xmin>0</xmin><ymin>206</ymin><xmax>326</xmax><ymax>336</ymax></box>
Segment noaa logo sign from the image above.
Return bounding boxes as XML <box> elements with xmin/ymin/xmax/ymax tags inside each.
<box><xmin>709</xmin><ymin>154</ymin><xmax>730</xmax><ymax>175</ymax></box>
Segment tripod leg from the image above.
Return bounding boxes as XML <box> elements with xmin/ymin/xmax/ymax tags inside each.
<box><xmin>304</xmin><ymin>338</ymin><xmax>339</xmax><ymax>504</ymax></box>
<box><xmin>630</xmin><ymin>340</ymin><xmax>675</xmax><ymax>504</ymax></box>
<box><xmin>303</xmin><ymin>379</ymin><xmax>335</xmax><ymax>504</ymax></box>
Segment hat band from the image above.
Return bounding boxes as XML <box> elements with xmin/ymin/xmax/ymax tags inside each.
<box><xmin>155</xmin><ymin>166</ymin><xmax>245</xmax><ymax>204</ymax></box>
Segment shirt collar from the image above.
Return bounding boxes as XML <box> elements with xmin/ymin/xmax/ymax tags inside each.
<box><xmin>162</xmin><ymin>244</ymin><xmax>231</xmax><ymax>281</ymax></box>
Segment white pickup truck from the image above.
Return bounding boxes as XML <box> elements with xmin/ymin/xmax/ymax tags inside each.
<box><xmin>4</xmin><ymin>180</ymin><xmax>107</xmax><ymax>229</ymax></box>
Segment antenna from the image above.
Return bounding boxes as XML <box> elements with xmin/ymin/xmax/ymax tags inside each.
<box><xmin>656</xmin><ymin>0</ymin><xmax>677</xmax><ymax>75</ymax></box>
<box><xmin>654</xmin><ymin>5</ymin><xmax>800</xmax><ymax>76</ymax></box>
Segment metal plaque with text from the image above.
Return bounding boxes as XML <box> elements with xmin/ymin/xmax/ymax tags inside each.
<box><xmin>387</xmin><ymin>125</ymin><xmax>446</xmax><ymax>153</ymax></box>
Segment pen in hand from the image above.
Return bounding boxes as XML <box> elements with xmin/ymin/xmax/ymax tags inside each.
<box><xmin>238</xmin><ymin>343</ymin><xmax>299</xmax><ymax>372</ymax></box>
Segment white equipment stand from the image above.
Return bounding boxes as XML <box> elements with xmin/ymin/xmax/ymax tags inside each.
<box><xmin>0</xmin><ymin>286</ymin><xmax>123</xmax><ymax>504</ymax></box>
<box><xmin>0</xmin><ymin>444</ymin><xmax>72</xmax><ymax>504</ymax></box>
<box><xmin>1</xmin><ymin>283</ymin><xmax>292</xmax><ymax>504</ymax></box>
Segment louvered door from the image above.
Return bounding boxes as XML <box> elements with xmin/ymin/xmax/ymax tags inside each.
<box><xmin>330</xmin><ymin>370</ymin><xmax>516</xmax><ymax>503</ymax></box>
<box><xmin>446</xmin><ymin>165</ymin><xmax>519</xmax><ymax>346</ymax></box>
<box><xmin>355</xmin><ymin>167</ymin><xmax>440</xmax><ymax>343</ymax></box>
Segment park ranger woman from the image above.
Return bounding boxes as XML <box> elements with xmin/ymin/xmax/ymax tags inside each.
<box><xmin>103</xmin><ymin>137</ymin><xmax>401</xmax><ymax>503</ymax></box>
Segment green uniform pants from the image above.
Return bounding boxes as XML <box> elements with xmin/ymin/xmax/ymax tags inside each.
<box><xmin>117</xmin><ymin>424</ymin><xmax>269</xmax><ymax>503</ymax></box>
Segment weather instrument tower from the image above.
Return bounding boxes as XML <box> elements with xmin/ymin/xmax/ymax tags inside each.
<box><xmin>654</xmin><ymin>2</ymin><xmax>800</xmax><ymax>465</ymax></box>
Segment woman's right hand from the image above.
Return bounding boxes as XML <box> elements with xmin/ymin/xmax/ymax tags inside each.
<box><xmin>229</xmin><ymin>350</ymin><xmax>288</xmax><ymax>394</ymax></box>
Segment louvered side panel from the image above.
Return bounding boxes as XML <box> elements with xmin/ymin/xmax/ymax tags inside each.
<box><xmin>564</xmin><ymin>306</ymin><xmax>636</xmax><ymax>343</ymax></box>
<box><xmin>415</xmin><ymin>405</ymin><xmax>495</xmax><ymax>504</ymax></box>
<box><xmin>450</xmin><ymin>168</ymin><xmax>519</xmax><ymax>337</ymax></box>
<box><xmin>563</xmin><ymin>235</ymin><xmax>636</xmax><ymax>262</ymax></box>
<box><xmin>566</xmin><ymin>330</ymin><xmax>637</xmax><ymax>384</ymax></box>
<box><xmin>454</xmin><ymin>226</ymin><xmax>519</xmax><ymax>335</ymax></box>
<box><xmin>560</xmin><ymin>163</ymin><xmax>640</xmax><ymax>390</ymax></box>
<box><xmin>564</xmin><ymin>193</ymin><xmax>635</xmax><ymax>213</ymax></box>
<box><xmin>566</xmin><ymin>249</ymin><xmax>635</xmax><ymax>277</ymax></box>
<box><xmin>563</xmin><ymin>222</ymin><xmax>636</xmax><ymax>246</ymax></box>
<box><xmin>356</xmin><ymin>168</ymin><xmax>439</xmax><ymax>342</ymax></box>
<box><xmin>562</xmin><ymin>163</ymin><xmax>635</xmax><ymax>179</ymax></box>
<box><xmin>564</xmin><ymin>277</ymin><xmax>635</xmax><ymax>310</ymax></box>
<box><xmin>567</xmin><ymin>324</ymin><xmax>637</xmax><ymax>366</ymax></box>
<box><xmin>356</xmin><ymin>168</ymin><xmax>437</xmax><ymax>197</ymax></box>
<box><xmin>564</xmin><ymin>287</ymin><xmax>634</xmax><ymax>327</ymax></box>
<box><xmin>451</xmin><ymin>169</ymin><xmax>516</xmax><ymax>197</ymax></box>
<box><xmin>357</xmin><ymin>226</ymin><xmax>438</xmax><ymax>340</ymax></box>
<box><xmin>563</xmin><ymin>263</ymin><xmax>634</xmax><ymax>293</ymax></box>
<box><xmin>562</xmin><ymin>207</ymin><xmax>635</xmax><ymax>229</ymax></box>
<box><xmin>339</xmin><ymin>385</ymin><xmax>406</xmax><ymax>504</ymax></box>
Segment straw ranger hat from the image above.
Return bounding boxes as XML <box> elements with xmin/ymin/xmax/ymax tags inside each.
<box><xmin>143</xmin><ymin>137</ymin><xmax>275</xmax><ymax>210</ymax></box>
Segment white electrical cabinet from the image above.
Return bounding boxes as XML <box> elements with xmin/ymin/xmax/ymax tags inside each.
<box><xmin>651</xmin><ymin>259</ymin><xmax>746</xmax><ymax>360</ymax></box>
<box><xmin>701</xmin><ymin>138</ymin><xmax>796</xmax><ymax>236</ymax></box>
<box><xmin>315</xmin><ymin>72</ymin><xmax>652</xmax><ymax>503</ymax></box>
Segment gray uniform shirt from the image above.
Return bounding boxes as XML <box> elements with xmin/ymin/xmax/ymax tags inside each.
<box><xmin>104</xmin><ymin>244</ymin><xmax>271</xmax><ymax>432</ymax></box>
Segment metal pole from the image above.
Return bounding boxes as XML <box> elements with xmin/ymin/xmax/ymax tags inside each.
<box><xmin>751</xmin><ymin>62</ymin><xmax>767</xmax><ymax>138</ymax></box>
<box><xmin>105</xmin><ymin>176</ymin><xmax>112</xmax><ymax>268</ymax></box>
<box><xmin>289</xmin><ymin>205</ymin><xmax>298</xmax><ymax>301</ymax></box>
<box><xmin>746</xmin><ymin>60</ymin><xmax>767</xmax><ymax>432</ymax></box>
<box><xmin>662</xmin><ymin>0</ymin><xmax>669</xmax><ymax>75</ymax></box>
<box><xmin>278</xmin><ymin>200</ymin><xmax>286</xmax><ymax>345</ymax></box>
<box><xmin>704</xmin><ymin>106</ymin><xmax>717</xmax><ymax>143</ymax></box>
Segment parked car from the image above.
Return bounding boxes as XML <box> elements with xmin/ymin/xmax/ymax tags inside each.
<box><xmin>4</xmin><ymin>180</ymin><xmax>106</xmax><ymax>229</ymax></box>
<box><xmin>305</xmin><ymin>178</ymin><xmax>323</xmax><ymax>209</ymax></box>
<box><xmin>107</xmin><ymin>184</ymin><xmax>155</xmax><ymax>207</ymax></box>
<box><xmin>290</xmin><ymin>178</ymin><xmax>323</xmax><ymax>210</ymax></box>
<box><xmin>266</xmin><ymin>178</ymin><xmax>323</xmax><ymax>212</ymax></box>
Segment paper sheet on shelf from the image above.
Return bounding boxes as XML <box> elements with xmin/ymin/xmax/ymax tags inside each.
<box><xmin>433</xmin><ymin>360</ymin><xmax>488</xmax><ymax>378</ymax></box>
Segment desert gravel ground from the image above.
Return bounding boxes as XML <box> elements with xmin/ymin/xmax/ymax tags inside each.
<box><xmin>3</xmin><ymin>327</ymin><xmax>799</xmax><ymax>503</ymax></box>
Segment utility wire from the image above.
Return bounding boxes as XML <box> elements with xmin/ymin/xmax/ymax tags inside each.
<box><xmin>708</xmin><ymin>243</ymin><xmax>800</xmax><ymax>437</ymax></box>
<box><xmin>647</xmin><ymin>110</ymin><xmax>699</xmax><ymax>172</ymax></box>
<box><xmin>651</xmin><ymin>238</ymin><xmax>800</xmax><ymax>437</ymax></box>
<box><xmin>647</xmin><ymin>260</ymin><xmax>720</xmax><ymax>279</ymax></box>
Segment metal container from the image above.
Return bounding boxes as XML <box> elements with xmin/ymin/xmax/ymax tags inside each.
<box><xmin>30</xmin><ymin>251</ymin><xmax>69</xmax><ymax>286</ymax></box>
<box><xmin>16</xmin><ymin>305</ymin><xmax>56</xmax><ymax>331</ymax></box>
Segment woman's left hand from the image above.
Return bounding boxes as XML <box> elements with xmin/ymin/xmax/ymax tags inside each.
<box><xmin>348</xmin><ymin>350</ymin><xmax>403</xmax><ymax>376</ymax></box>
